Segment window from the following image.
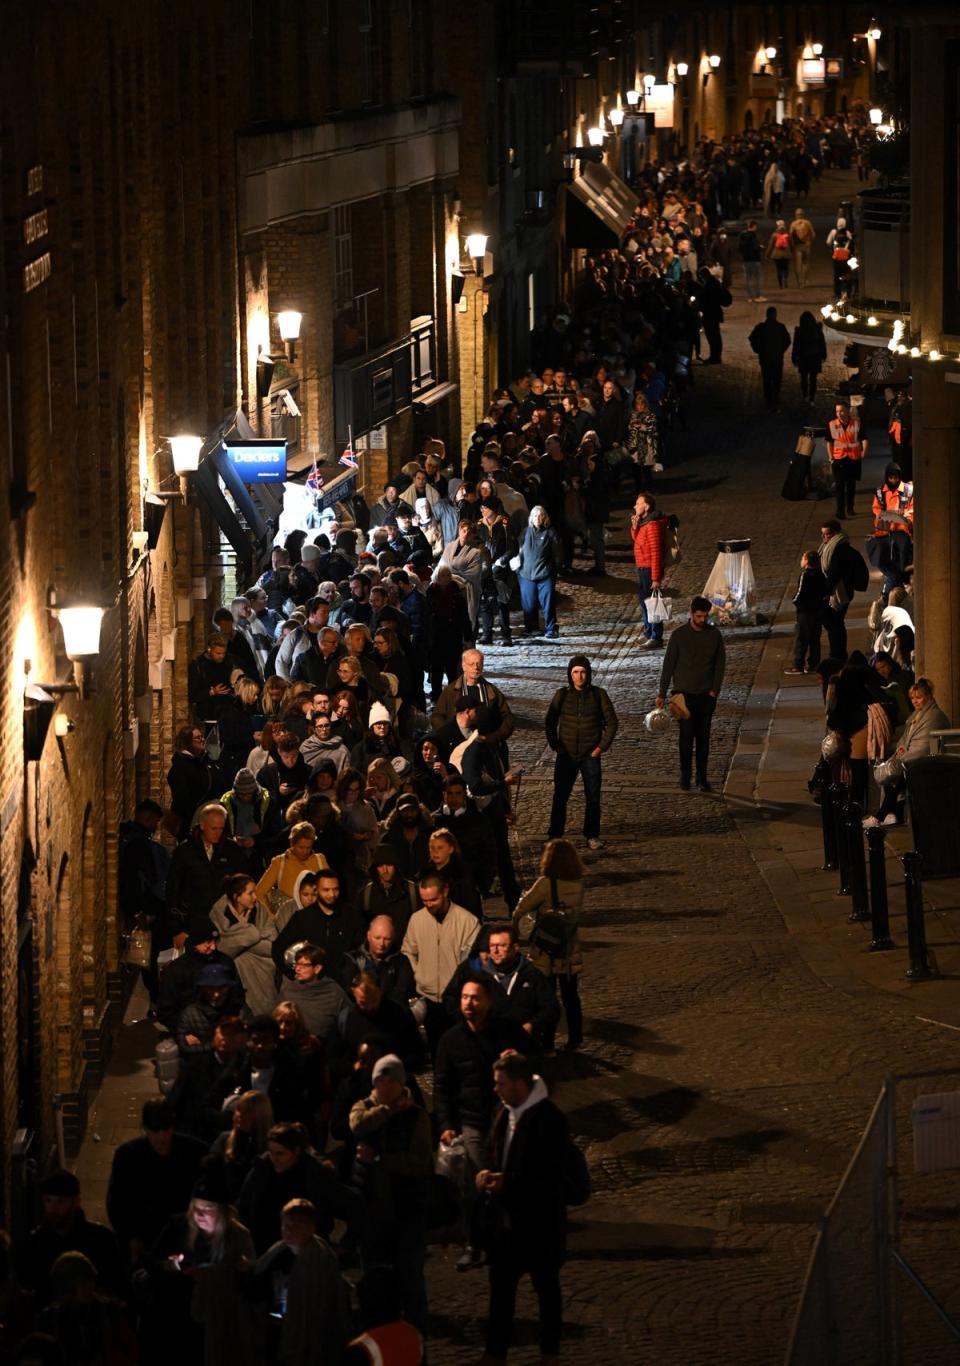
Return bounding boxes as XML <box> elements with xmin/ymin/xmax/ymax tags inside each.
<box><xmin>359</xmin><ymin>0</ymin><xmax>382</xmax><ymax>105</ymax></box>
<box><xmin>333</xmin><ymin>204</ymin><xmax>354</xmax><ymax>306</ymax></box>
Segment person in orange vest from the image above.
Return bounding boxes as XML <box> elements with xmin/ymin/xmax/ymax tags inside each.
<box><xmin>826</xmin><ymin>401</ymin><xmax>869</xmax><ymax>519</ymax></box>
<box><xmin>344</xmin><ymin>1321</ymin><xmax>423</xmax><ymax>1365</ymax></box>
<box><xmin>871</xmin><ymin>462</ymin><xmax>914</xmax><ymax>596</ymax></box>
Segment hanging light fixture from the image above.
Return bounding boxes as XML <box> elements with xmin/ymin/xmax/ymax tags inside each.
<box><xmin>277</xmin><ymin>310</ymin><xmax>302</xmax><ymax>362</ymax></box>
<box><xmin>812</xmin><ymin>42</ymin><xmax>823</xmax><ymax>56</ymax></box>
<box><xmin>676</xmin><ymin>62</ymin><xmax>689</xmax><ymax>77</ymax></box>
<box><xmin>609</xmin><ymin>106</ymin><xmax>625</xmax><ymax>127</ymax></box>
<box><xmin>765</xmin><ymin>45</ymin><xmax>777</xmax><ymax>60</ymax></box>
<box><xmin>168</xmin><ymin>434</ymin><xmax>203</xmax><ymax>474</ymax></box>
<box><xmin>465</xmin><ymin>233</ymin><xmax>489</xmax><ymax>276</ymax></box>
<box><xmin>709</xmin><ymin>54</ymin><xmax>721</xmax><ymax>69</ymax></box>
<box><xmin>626</xmin><ymin>87</ymin><xmax>641</xmax><ymax>106</ymax></box>
<box><xmin>587</xmin><ymin>126</ymin><xmax>605</xmax><ymax>147</ymax></box>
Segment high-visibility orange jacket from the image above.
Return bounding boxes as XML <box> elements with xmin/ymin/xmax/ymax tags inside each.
<box><xmin>827</xmin><ymin>417</ymin><xmax>864</xmax><ymax>461</ymax></box>
<box><xmin>872</xmin><ymin>481</ymin><xmax>914</xmax><ymax>535</ymax></box>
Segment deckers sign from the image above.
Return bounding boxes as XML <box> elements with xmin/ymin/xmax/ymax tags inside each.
<box><xmin>223</xmin><ymin>438</ymin><xmax>288</xmax><ymax>483</ymax></box>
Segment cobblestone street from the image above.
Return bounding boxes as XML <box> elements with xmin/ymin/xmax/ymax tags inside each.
<box><xmin>417</xmin><ymin>168</ymin><xmax>960</xmax><ymax>1364</ymax></box>
<box><xmin>74</xmin><ymin>170</ymin><xmax>960</xmax><ymax>1365</ymax></box>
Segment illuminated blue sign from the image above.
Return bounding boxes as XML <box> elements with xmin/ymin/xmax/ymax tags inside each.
<box><xmin>223</xmin><ymin>439</ymin><xmax>287</xmax><ymax>483</ymax></box>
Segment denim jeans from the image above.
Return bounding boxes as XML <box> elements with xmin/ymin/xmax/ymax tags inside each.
<box><xmin>635</xmin><ymin>565</ymin><xmax>663</xmax><ymax>642</ymax></box>
<box><xmin>519</xmin><ymin>575</ymin><xmax>557</xmax><ymax>635</ymax></box>
<box><xmin>548</xmin><ymin>751</ymin><xmax>602</xmax><ymax>839</ymax></box>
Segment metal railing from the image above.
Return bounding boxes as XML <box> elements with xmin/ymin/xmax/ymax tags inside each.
<box><xmin>786</xmin><ymin>1069</ymin><xmax>960</xmax><ymax>1364</ymax></box>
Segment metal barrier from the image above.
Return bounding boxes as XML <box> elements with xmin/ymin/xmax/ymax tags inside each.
<box><xmin>785</xmin><ymin>1069</ymin><xmax>960</xmax><ymax>1365</ymax></box>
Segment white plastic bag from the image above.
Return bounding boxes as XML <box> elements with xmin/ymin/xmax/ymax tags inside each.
<box><xmin>644</xmin><ymin>590</ymin><xmax>671</xmax><ymax>623</ymax></box>
<box><xmin>703</xmin><ymin>549</ymin><xmax>757</xmax><ymax>625</ymax></box>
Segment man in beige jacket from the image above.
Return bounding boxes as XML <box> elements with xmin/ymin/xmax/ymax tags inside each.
<box><xmin>401</xmin><ymin>872</ymin><xmax>479</xmax><ymax>1053</ymax></box>
<box><xmin>789</xmin><ymin>208</ymin><xmax>816</xmax><ymax>287</ymax></box>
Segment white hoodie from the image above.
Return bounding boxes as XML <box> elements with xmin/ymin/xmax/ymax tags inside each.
<box><xmin>503</xmin><ymin>1075</ymin><xmax>549</xmax><ymax>1162</ymax></box>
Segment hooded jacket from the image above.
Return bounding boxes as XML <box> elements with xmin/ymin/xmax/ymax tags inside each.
<box><xmin>545</xmin><ymin>656</ymin><xmax>619</xmax><ymax>760</ymax></box>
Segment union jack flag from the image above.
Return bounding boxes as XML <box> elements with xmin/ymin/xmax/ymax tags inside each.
<box><xmin>339</xmin><ymin>447</ymin><xmax>358</xmax><ymax>468</ymax></box>
<box><xmin>306</xmin><ymin>465</ymin><xmax>324</xmax><ymax>491</ymax></box>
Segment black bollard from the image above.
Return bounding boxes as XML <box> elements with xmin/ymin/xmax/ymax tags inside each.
<box><xmin>831</xmin><ymin>783</ymin><xmax>851</xmax><ymax>895</ymax></box>
<box><xmin>867</xmin><ymin>826</ymin><xmax>894</xmax><ymax>950</ymax></box>
<box><xmin>902</xmin><ymin>851</ymin><xmax>932</xmax><ymax>980</ymax></box>
<box><xmin>820</xmin><ymin>781</ymin><xmax>838</xmax><ymax>871</ymax></box>
<box><xmin>846</xmin><ymin>802</ymin><xmax>870</xmax><ymax>922</ymax></box>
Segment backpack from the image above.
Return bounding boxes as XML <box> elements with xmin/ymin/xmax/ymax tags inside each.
<box><xmin>663</xmin><ymin>515</ymin><xmax>682</xmax><ymax>566</ymax></box>
<box><xmin>774</xmin><ymin>231</ymin><xmax>789</xmax><ymax>251</ymax></box>
<box><xmin>527</xmin><ymin>877</ymin><xmax>578</xmax><ymax>961</ymax></box>
<box><xmin>562</xmin><ymin>1138</ymin><xmax>592</xmax><ymax>1207</ymax></box>
<box><xmin>850</xmin><ymin>548</ymin><xmax>870</xmax><ymax>593</ymax></box>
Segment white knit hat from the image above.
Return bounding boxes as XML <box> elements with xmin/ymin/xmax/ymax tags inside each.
<box><xmin>368</xmin><ymin>701</ymin><xmax>392</xmax><ymax>726</ymax></box>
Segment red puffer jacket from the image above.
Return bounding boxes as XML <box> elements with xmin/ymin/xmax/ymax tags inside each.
<box><xmin>630</xmin><ymin>513</ymin><xmax>666</xmax><ymax>580</ymax></box>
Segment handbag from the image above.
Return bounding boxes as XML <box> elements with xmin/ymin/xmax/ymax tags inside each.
<box><xmin>795</xmin><ymin>434</ymin><xmax>815</xmax><ymax>457</ymax></box>
<box><xmin>873</xmin><ymin>753</ymin><xmax>904</xmax><ymax>787</ymax></box>
<box><xmin>124</xmin><ymin>925</ymin><xmax>152</xmax><ymax>969</ymax></box>
<box><xmin>644</xmin><ymin>590</ymin><xmax>671</xmax><ymax>623</ymax></box>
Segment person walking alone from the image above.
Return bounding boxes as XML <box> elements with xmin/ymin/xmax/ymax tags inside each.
<box><xmin>656</xmin><ymin>596</ymin><xmax>726</xmax><ymax>792</ymax></box>
<box><xmin>748</xmin><ymin>306</ymin><xmax>791</xmax><ymax>409</ymax></box>
<box><xmin>789</xmin><ymin>208</ymin><xmax>816</xmax><ymax>287</ymax></box>
<box><xmin>791</xmin><ymin>311</ymin><xmax>828</xmax><ymax>404</ymax></box>
<box><xmin>544</xmin><ymin>655</ymin><xmax>619</xmax><ymax>851</ymax></box>
<box><xmin>765</xmin><ymin>219</ymin><xmax>791</xmax><ymax>289</ymax></box>
<box><xmin>738</xmin><ymin>219</ymin><xmax>764</xmax><ymax>303</ymax></box>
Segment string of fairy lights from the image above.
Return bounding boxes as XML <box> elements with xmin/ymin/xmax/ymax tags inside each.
<box><xmin>819</xmin><ymin>266</ymin><xmax>956</xmax><ymax>365</ymax></box>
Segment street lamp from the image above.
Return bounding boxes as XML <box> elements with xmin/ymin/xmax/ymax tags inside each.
<box><xmin>812</xmin><ymin>42</ymin><xmax>823</xmax><ymax>56</ymax></box>
<box><xmin>708</xmin><ymin>54</ymin><xmax>721</xmax><ymax>69</ymax></box>
<box><xmin>868</xmin><ymin>24</ymin><xmax>882</xmax><ymax>40</ymax></box>
<box><xmin>642</xmin><ymin>74</ymin><xmax>656</xmax><ymax>93</ymax></box>
<box><xmin>59</xmin><ymin>607</ymin><xmax>104</xmax><ymax>662</ymax></box>
<box><xmin>465</xmin><ymin>233</ymin><xmax>488</xmax><ymax>276</ymax></box>
<box><xmin>626</xmin><ymin>88</ymin><xmax>641</xmax><ymax>106</ymax></box>
<box><xmin>586</xmin><ymin>126</ymin><xmax>605</xmax><ymax>147</ymax></box>
<box><xmin>609</xmin><ymin>106</ymin><xmax>624</xmax><ymax>127</ymax></box>
<box><xmin>277</xmin><ymin>310</ymin><xmax>302</xmax><ymax>362</ymax></box>
<box><xmin>869</xmin><ymin>107</ymin><xmax>883</xmax><ymax>125</ymax></box>
<box><xmin>765</xmin><ymin>45</ymin><xmax>777</xmax><ymax>60</ymax></box>
<box><xmin>168</xmin><ymin>434</ymin><xmax>203</xmax><ymax>475</ymax></box>
<box><xmin>675</xmin><ymin>62</ymin><xmax>689</xmax><ymax>77</ymax></box>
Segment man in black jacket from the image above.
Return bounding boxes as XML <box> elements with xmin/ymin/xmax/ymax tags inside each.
<box><xmin>165</xmin><ymin>803</ymin><xmax>248</xmax><ymax>927</ymax></box>
<box><xmin>187</xmin><ymin>632</ymin><xmax>234</xmax><ymax>721</ymax></box>
<box><xmin>433</xmin><ymin>775</ymin><xmax>494</xmax><ymax>895</ymax></box>
<box><xmin>272</xmin><ymin>870</ymin><xmax>365</xmax><ymax>981</ymax></box>
<box><xmin>460</xmin><ymin>705</ymin><xmax>522</xmax><ymax>910</ymax></box>
<box><xmin>748</xmin><ymin>305</ymin><xmax>791</xmax><ymax>408</ymax></box>
<box><xmin>545</xmin><ymin>654</ymin><xmax>618</xmax><ymax>850</ymax></box>
<box><xmin>442</xmin><ymin>924</ymin><xmax>559</xmax><ymax>1045</ymax></box>
<box><xmin>818</xmin><ymin>518</ymin><xmax>863</xmax><ymax>661</ymax></box>
<box><xmin>17</xmin><ymin>1170</ymin><xmax>127</xmax><ymax>1307</ymax></box>
<box><xmin>339</xmin><ymin>915</ymin><xmax>416</xmax><ymax>1005</ymax></box>
<box><xmin>434</xmin><ymin>977</ymin><xmax>528</xmax><ymax>1270</ymax></box>
<box><xmin>105</xmin><ymin>1098</ymin><xmax>207</xmax><ymax>1264</ymax></box>
<box><xmin>156</xmin><ymin>917</ymin><xmax>245</xmax><ymax>1034</ymax></box>
<box><xmin>477</xmin><ymin>1054</ymin><xmax>570</xmax><ymax>1363</ymax></box>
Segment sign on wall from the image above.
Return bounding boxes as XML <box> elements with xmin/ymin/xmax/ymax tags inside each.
<box><xmin>645</xmin><ymin>84</ymin><xmax>675</xmax><ymax>128</ymax></box>
<box><xmin>223</xmin><ymin>438</ymin><xmax>287</xmax><ymax>483</ymax></box>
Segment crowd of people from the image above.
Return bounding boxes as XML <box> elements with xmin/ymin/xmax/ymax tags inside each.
<box><xmin>0</xmin><ymin>106</ymin><xmax>905</xmax><ymax>1366</ymax></box>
